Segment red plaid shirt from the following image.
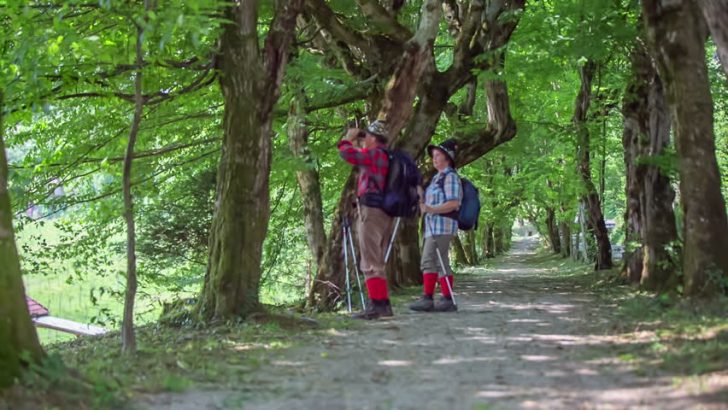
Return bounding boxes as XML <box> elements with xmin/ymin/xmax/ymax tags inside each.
<box><xmin>338</xmin><ymin>140</ymin><xmax>389</xmax><ymax>197</ymax></box>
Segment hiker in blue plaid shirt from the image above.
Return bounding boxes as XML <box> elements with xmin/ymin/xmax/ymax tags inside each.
<box><xmin>410</xmin><ymin>139</ymin><xmax>462</xmax><ymax>312</ymax></box>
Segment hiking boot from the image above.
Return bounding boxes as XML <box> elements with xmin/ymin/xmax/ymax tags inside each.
<box><xmin>433</xmin><ymin>296</ymin><xmax>457</xmax><ymax>312</ymax></box>
<box><xmin>409</xmin><ymin>295</ymin><xmax>434</xmax><ymax>312</ymax></box>
<box><xmin>352</xmin><ymin>299</ymin><xmax>393</xmax><ymax>320</ymax></box>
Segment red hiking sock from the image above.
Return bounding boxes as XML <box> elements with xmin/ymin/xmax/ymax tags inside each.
<box><xmin>423</xmin><ymin>272</ymin><xmax>438</xmax><ymax>297</ymax></box>
<box><xmin>439</xmin><ymin>275</ymin><xmax>454</xmax><ymax>297</ymax></box>
<box><xmin>366</xmin><ymin>277</ymin><xmax>389</xmax><ymax>301</ymax></box>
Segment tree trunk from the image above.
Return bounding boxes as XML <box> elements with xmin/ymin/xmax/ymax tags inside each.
<box><xmin>452</xmin><ymin>234</ymin><xmax>468</xmax><ymax>266</ymax></box>
<box><xmin>376</xmin><ymin>0</ymin><xmax>442</xmax><ymax>139</ymax></box>
<box><xmin>545</xmin><ymin>207</ymin><xmax>561</xmax><ymax>254</ymax></box>
<box><xmin>121</xmin><ymin>10</ymin><xmax>146</xmax><ymax>354</ymax></box>
<box><xmin>697</xmin><ymin>0</ymin><xmax>728</xmax><ymax>77</ymax></box>
<box><xmin>288</xmin><ymin>93</ymin><xmax>327</xmax><ymax>269</ymax></box>
<box><xmin>494</xmin><ymin>226</ymin><xmax>505</xmax><ymax>255</ymax></box>
<box><xmin>464</xmin><ymin>229</ymin><xmax>477</xmax><ymax>265</ymax></box>
<box><xmin>621</xmin><ymin>48</ymin><xmax>645</xmax><ymax>283</ymax></box>
<box><xmin>483</xmin><ymin>223</ymin><xmax>496</xmax><ymax>258</ymax></box>
<box><xmin>198</xmin><ymin>0</ymin><xmax>303</xmax><ymax>319</ymax></box>
<box><xmin>573</xmin><ymin>60</ymin><xmax>613</xmax><ymax>270</ymax></box>
<box><xmin>559</xmin><ymin>219</ymin><xmax>571</xmax><ymax>258</ymax></box>
<box><xmin>0</xmin><ymin>91</ymin><xmax>44</xmax><ymax>388</ymax></box>
<box><xmin>621</xmin><ymin>41</ymin><xmax>679</xmax><ymax>289</ymax></box>
<box><xmin>644</xmin><ymin>0</ymin><xmax>728</xmax><ymax>296</ymax></box>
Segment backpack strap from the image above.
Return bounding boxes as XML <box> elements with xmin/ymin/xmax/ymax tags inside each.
<box><xmin>435</xmin><ymin>169</ymin><xmax>459</xmax><ymax>199</ymax></box>
<box><xmin>434</xmin><ymin>170</ymin><xmax>460</xmax><ymax>221</ymax></box>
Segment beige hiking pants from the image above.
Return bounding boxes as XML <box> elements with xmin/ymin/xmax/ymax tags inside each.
<box><xmin>357</xmin><ymin>205</ymin><xmax>394</xmax><ymax>279</ymax></box>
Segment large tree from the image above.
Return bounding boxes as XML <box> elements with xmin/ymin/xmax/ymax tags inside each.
<box><xmin>0</xmin><ymin>91</ymin><xmax>44</xmax><ymax>388</ymax></box>
<box><xmin>621</xmin><ymin>41</ymin><xmax>678</xmax><ymax>291</ymax></box>
<box><xmin>573</xmin><ymin>60</ymin><xmax>612</xmax><ymax>270</ymax></box>
<box><xmin>197</xmin><ymin>0</ymin><xmax>304</xmax><ymax>319</ymax></box>
<box><xmin>643</xmin><ymin>0</ymin><xmax>728</xmax><ymax>296</ymax></box>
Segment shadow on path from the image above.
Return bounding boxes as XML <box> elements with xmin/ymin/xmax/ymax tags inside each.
<box><xmin>138</xmin><ymin>237</ymin><xmax>728</xmax><ymax>410</ymax></box>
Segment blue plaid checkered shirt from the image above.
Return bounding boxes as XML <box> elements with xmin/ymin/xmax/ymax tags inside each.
<box><xmin>424</xmin><ymin>168</ymin><xmax>462</xmax><ymax>238</ymax></box>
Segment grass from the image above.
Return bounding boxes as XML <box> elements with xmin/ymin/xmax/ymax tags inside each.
<box><xmin>1</xmin><ymin>309</ymin><xmax>356</xmax><ymax>409</ymax></box>
<box><xmin>16</xmin><ymin>219</ymin><xmax>308</xmax><ymax>345</ymax></box>
<box><xmin>478</xmin><ymin>240</ymin><xmax>728</xmax><ymax>381</ymax></box>
<box><xmin>17</xmin><ymin>220</ymin><xmax>187</xmax><ymax>345</ymax></box>
<box><xmin>603</xmin><ymin>290</ymin><xmax>728</xmax><ymax>377</ymax></box>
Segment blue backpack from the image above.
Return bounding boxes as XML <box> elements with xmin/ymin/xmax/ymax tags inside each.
<box><xmin>381</xmin><ymin>149</ymin><xmax>422</xmax><ymax>218</ymax></box>
<box><xmin>437</xmin><ymin>171</ymin><xmax>480</xmax><ymax>230</ymax></box>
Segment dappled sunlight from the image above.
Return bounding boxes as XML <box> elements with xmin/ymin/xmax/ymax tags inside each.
<box><xmin>520</xmin><ymin>354</ymin><xmax>557</xmax><ymax>362</ymax></box>
<box><xmin>486</xmin><ymin>301</ymin><xmax>577</xmax><ymax>314</ymax></box>
<box><xmin>433</xmin><ymin>355</ymin><xmax>505</xmax><ymax>365</ymax></box>
<box><xmin>378</xmin><ymin>360</ymin><xmax>413</xmax><ymax>367</ymax></box>
<box><xmin>271</xmin><ymin>360</ymin><xmax>306</xmax><ymax>367</ymax></box>
<box><xmin>509</xmin><ymin>318</ymin><xmax>542</xmax><ymax>323</ymax></box>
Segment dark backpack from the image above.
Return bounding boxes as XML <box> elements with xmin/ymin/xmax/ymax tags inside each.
<box><xmin>381</xmin><ymin>149</ymin><xmax>422</xmax><ymax>218</ymax></box>
<box><xmin>437</xmin><ymin>171</ymin><xmax>481</xmax><ymax>230</ymax></box>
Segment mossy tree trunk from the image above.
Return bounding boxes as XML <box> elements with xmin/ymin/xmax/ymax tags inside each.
<box><xmin>198</xmin><ymin>0</ymin><xmax>303</xmax><ymax>320</ymax></box>
<box><xmin>643</xmin><ymin>0</ymin><xmax>728</xmax><ymax>296</ymax></box>
<box><xmin>621</xmin><ymin>41</ymin><xmax>678</xmax><ymax>290</ymax></box>
<box><xmin>0</xmin><ymin>91</ymin><xmax>44</xmax><ymax>388</ymax></box>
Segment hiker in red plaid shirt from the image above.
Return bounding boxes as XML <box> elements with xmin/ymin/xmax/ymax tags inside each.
<box><xmin>337</xmin><ymin>120</ymin><xmax>394</xmax><ymax>320</ymax></box>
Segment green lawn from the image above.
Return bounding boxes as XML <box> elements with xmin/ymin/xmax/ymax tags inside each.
<box><xmin>17</xmin><ymin>219</ymin><xmax>190</xmax><ymax>345</ymax></box>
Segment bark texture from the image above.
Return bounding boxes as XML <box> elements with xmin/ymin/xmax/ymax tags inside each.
<box><xmin>545</xmin><ymin>207</ymin><xmax>561</xmax><ymax>254</ymax></box>
<box><xmin>559</xmin><ymin>219</ymin><xmax>571</xmax><ymax>258</ymax></box>
<box><xmin>620</xmin><ymin>42</ymin><xmax>678</xmax><ymax>290</ymax></box>
<box><xmin>199</xmin><ymin>0</ymin><xmax>303</xmax><ymax>319</ymax></box>
<box><xmin>573</xmin><ymin>61</ymin><xmax>613</xmax><ymax>270</ymax></box>
<box><xmin>0</xmin><ymin>91</ymin><xmax>44</xmax><ymax>387</ymax></box>
<box><xmin>464</xmin><ymin>230</ymin><xmax>478</xmax><ymax>265</ymax></box>
<box><xmin>453</xmin><ymin>235</ymin><xmax>469</xmax><ymax>266</ymax></box>
<box><xmin>643</xmin><ymin>0</ymin><xmax>728</xmax><ymax>296</ymax></box>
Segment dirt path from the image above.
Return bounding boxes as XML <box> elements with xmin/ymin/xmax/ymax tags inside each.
<box><xmin>138</xmin><ymin>237</ymin><xmax>727</xmax><ymax>410</ymax></box>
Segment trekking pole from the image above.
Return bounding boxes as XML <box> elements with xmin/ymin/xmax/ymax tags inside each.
<box><xmin>426</xmin><ymin>217</ymin><xmax>458</xmax><ymax>307</ymax></box>
<box><xmin>344</xmin><ymin>217</ymin><xmax>366</xmax><ymax>308</ymax></box>
<box><xmin>435</xmin><ymin>247</ymin><xmax>457</xmax><ymax>307</ymax></box>
<box><xmin>384</xmin><ymin>217</ymin><xmax>400</xmax><ymax>263</ymax></box>
<box><xmin>342</xmin><ymin>221</ymin><xmax>352</xmax><ymax>313</ymax></box>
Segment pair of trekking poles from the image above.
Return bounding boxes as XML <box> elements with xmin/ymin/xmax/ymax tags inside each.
<box><xmin>341</xmin><ymin>215</ymin><xmax>457</xmax><ymax>312</ymax></box>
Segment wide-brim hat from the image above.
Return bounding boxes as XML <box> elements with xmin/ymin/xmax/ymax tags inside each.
<box><xmin>427</xmin><ymin>138</ymin><xmax>457</xmax><ymax>167</ymax></box>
